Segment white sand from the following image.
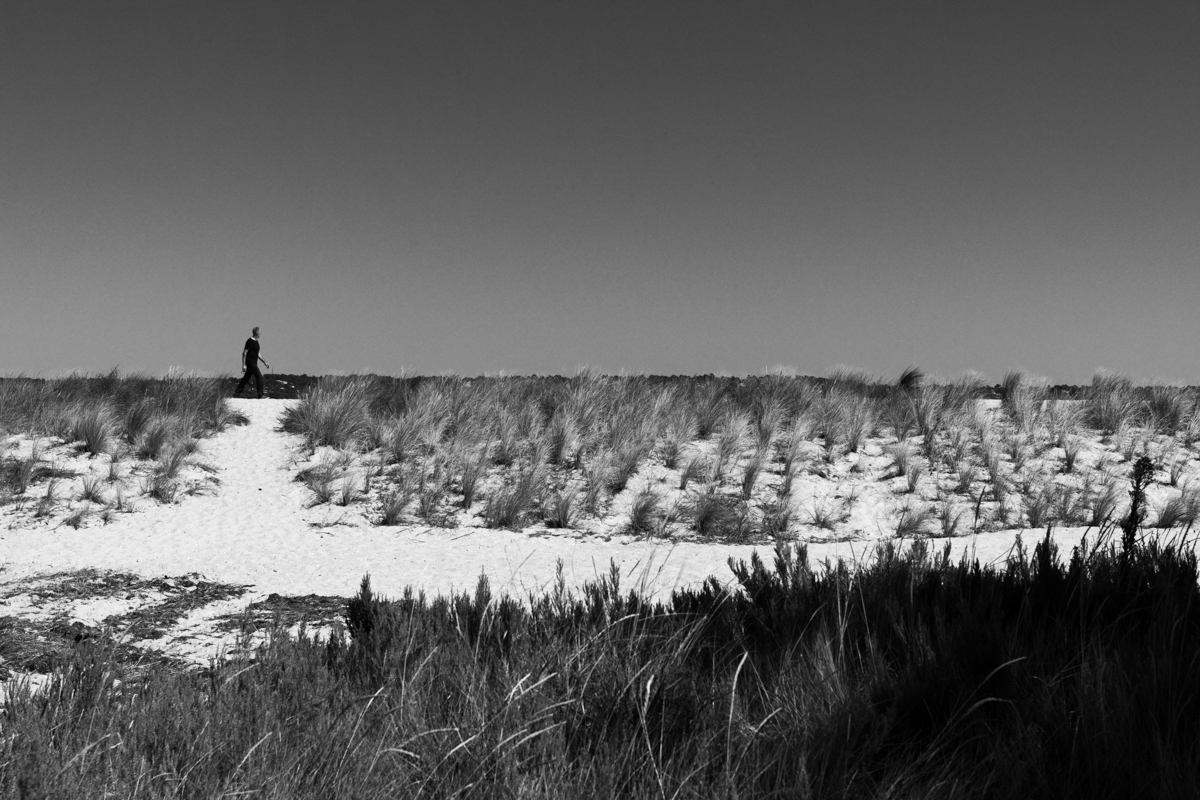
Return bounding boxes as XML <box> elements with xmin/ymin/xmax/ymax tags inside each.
<box><xmin>0</xmin><ymin>398</ymin><xmax>1104</xmax><ymax>672</ymax></box>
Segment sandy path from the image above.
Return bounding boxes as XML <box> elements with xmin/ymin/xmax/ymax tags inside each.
<box><xmin>0</xmin><ymin>399</ymin><xmax>1088</xmax><ymax>607</ymax></box>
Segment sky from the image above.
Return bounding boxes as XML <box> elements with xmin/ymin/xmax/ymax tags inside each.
<box><xmin>2</xmin><ymin>2</ymin><xmax>1198</xmax><ymax>384</ymax></box>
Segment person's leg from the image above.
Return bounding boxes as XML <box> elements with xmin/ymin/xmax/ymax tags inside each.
<box><xmin>252</xmin><ymin>365</ymin><xmax>264</xmax><ymax>399</ymax></box>
<box><xmin>235</xmin><ymin>367</ymin><xmax>251</xmax><ymax>396</ymax></box>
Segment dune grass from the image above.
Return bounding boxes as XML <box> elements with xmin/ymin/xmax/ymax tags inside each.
<box><xmin>272</xmin><ymin>369</ymin><xmax>1200</xmax><ymax>541</ymax></box>
<box><xmin>0</xmin><ymin>371</ymin><xmax>245</xmax><ymax>516</ymax></box>
<box><xmin>6</xmin><ymin>525</ymin><xmax>1200</xmax><ymax>797</ymax></box>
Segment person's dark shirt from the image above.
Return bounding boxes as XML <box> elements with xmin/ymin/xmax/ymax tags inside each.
<box><xmin>244</xmin><ymin>338</ymin><xmax>260</xmax><ymax>366</ymax></box>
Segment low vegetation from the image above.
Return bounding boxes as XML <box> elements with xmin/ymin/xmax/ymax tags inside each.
<box><xmin>5</xmin><ymin>524</ymin><xmax>1200</xmax><ymax>797</ymax></box>
<box><xmin>279</xmin><ymin>369</ymin><xmax>1200</xmax><ymax>542</ymax></box>
<box><xmin>0</xmin><ymin>370</ymin><xmax>246</xmax><ymax>525</ymax></box>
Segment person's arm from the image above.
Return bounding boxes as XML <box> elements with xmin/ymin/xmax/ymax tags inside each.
<box><xmin>258</xmin><ymin>352</ymin><xmax>270</xmax><ymax>369</ymax></box>
<box><xmin>242</xmin><ymin>346</ymin><xmax>248</xmax><ymax>370</ymax></box>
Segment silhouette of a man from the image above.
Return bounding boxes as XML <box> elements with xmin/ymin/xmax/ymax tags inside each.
<box><xmin>235</xmin><ymin>326</ymin><xmax>270</xmax><ymax>398</ymax></box>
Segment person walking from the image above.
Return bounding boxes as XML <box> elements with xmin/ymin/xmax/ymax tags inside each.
<box><xmin>235</xmin><ymin>326</ymin><xmax>271</xmax><ymax>398</ymax></box>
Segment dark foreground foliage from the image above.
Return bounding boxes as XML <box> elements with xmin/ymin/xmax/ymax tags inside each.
<box><xmin>4</xmin><ymin>526</ymin><xmax>1200</xmax><ymax>798</ymax></box>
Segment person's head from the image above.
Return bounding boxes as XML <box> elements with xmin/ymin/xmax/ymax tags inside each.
<box><xmin>252</xmin><ymin>326</ymin><xmax>260</xmax><ymax>338</ymax></box>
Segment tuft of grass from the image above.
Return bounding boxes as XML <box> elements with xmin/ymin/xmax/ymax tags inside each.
<box><xmin>457</xmin><ymin>445</ymin><xmax>490</xmax><ymax>509</ymax></box>
<box><xmin>1054</xmin><ymin>486</ymin><xmax>1084</xmax><ymax>526</ymax></box>
<box><xmin>299</xmin><ymin>461</ymin><xmax>336</xmax><ymax>505</ymax></box>
<box><xmin>541</xmin><ymin>486</ymin><xmax>579</xmax><ymax>529</ymax></box>
<box><xmin>377</xmin><ymin>478</ymin><xmax>414</xmax><ymax>526</ymax></box>
<box><xmin>135</xmin><ymin>421</ymin><xmax>172</xmax><ymax>461</ymax></box>
<box><xmin>739</xmin><ymin>452</ymin><xmax>764</xmax><ymax>501</ymax></box>
<box><xmin>1023</xmin><ymin>481</ymin><xmax>1057</xmax><ymax>528</ymax></box>
<box><xmin>936</xmin><ymin>498</ymin><xmax>965</xmax><ymax>537</ymax></box>
<box><xmin>145</xmin><ymin>475</ymin><xmax>176</xmax><ymax>504</ymax></box>
<box><xmin>689</xmin><ymin>489</ymin><xmax>739</xmax><ymax>537</ymax></box>
<box><xmin>713</xmin><ymin>412</ymin><xmax>749</xmax><ymax>481</ymax></box>
<box><xmin>954</xmin><ymin>456</ymin><xmax>975</xmax><ymax>493</ymax></box>
<box><xmin>483</xmin><ymin>463</ymin><xmax>546</xmax><ymax>530</ymax></box>
<box><xmin>33</xmin><ymin>478</ymin><xmax>58</xmax><ymax>517</ymax></box>
<box><xmin>78</xmin><ymin>475</ymin><xmax>106</xmax><ymax>505</ymax></box>
<box><xmin>1062</xmin><ymin>434</ymin><xmax>1082</xmax><ymax>473</ymax></box>
<box><xmin>804</xmin><ymin>494</ymin><xmax>848</xmax><ymax>531</ymax></box>
<box><xmin>884</xmin><ymin>442</ymin><xmax>915</xmax><ymax>477</ymax></box>
<box><xmin>604</xmin><ymin>444</ymin><xmax>645</xmax><ymax>493</ymax></box>
<box><xmin>1168</xmin><ymin>453</ymin><xmax>1190</xmax><ymax>488</ymax></box>
<box><xmin>894</xmin><ymin>499</ymin><xmax>934</xmax><ymax>536</ymax></box>
<box><xmin>1085</xmin><ymin>476</ymin><xmax>1123</xmax><ymax>527</ymax></box>
<box><xmin>1086</xmin><ymin>370</ymin><xmax>1141</xmax><ymax>434</ymax></box>
<box><xmin>904</xmin><ymin>460</ymin><xmax>925</xmax><ymax>495</ymax></box>
<box><xmin>335</xmin><ymin>479</ymin><xmax>358</xmax><ymax>507</ymax></box>
<box><xmin>70</xmin><ymin>404</ymin><xmax>116</xmax><ymax>456</ymax></box>
<box><xmin>279</xmin><ymin>376</ymin><xmax>373</xmax><ymax>449</ymax></box>
<box><xmin>678</xmin><ymin>454</ymin><xmax>709</xmax><ymax>491</ymax></box>
<box><xmin>625</xmin><ymin>486</ymin><xmax>662</xmax><ymax>535</ymax></box>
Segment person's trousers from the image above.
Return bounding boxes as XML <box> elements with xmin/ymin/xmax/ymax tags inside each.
<box><xmin>237</xmin><ymin>364</ymin><xmax>263</xmax><ymax>398</ymax></box>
